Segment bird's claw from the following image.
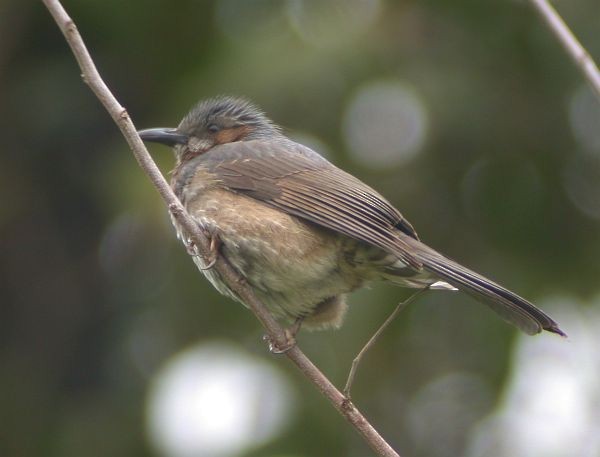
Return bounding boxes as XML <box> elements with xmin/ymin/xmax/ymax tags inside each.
<box><xmin>184</xmin><ymin>232</ymin><xmax>221</xmax><ymax>271</ymax></box>
<box><xmin>263</xmin><ymin>328</ymin><xmax>297</xmax><ymax>354</ymax></box>
<box><xmin>263</xmin><ymin>317</ymin><xmax>304</xmax><ymax>354</ymax></box>
<box><xmin>185</xmin><ymin>239</ymin><xmax>199</xmax><ymax>256</ymax></box>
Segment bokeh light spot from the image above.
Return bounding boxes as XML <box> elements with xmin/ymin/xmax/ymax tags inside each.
<box><xmin>562</xmin><ymin>152</ymin><xmax>600</xmax><ymax>220</ymax></box>
<box><xmin>146</xmin><ymin>342</ymin><xmax>294</xmax><ymax>457</ymax></box>
<box><xmin>286</xmin><ymin>0</ymin><xmax>381</xmax><ymax>47</ymax></box>
<box><xmin>408</xmin><ymin>372</ymin><xmax>491</xmax><ymax>457</ymax></box>
<box><xmin>568</xmin><ymin>84</ymin><xmax>600</xmax><ymax>153</ymax></box>
<box><xmin>342</xmin><ymin>80</ymin><xmax>428</xmax><ymax>168</ymax></box>
<box><xmin>466</xmin><ymin>297</ymin><xmax>600</xmax><ymax>457</ymax></box>
<box><xmin>215</xmin><ymin>0</ymin><xmax>287</xmax><ymax>44</ymax></box>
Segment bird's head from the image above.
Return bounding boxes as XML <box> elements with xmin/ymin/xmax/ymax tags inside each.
<box><xmin>138</xmin><ymin>96</ymin><xmax>281</xmax><ymax>162</ymax></box>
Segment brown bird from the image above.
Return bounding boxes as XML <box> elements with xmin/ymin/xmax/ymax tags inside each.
<box><xmin>138</xmin><ymin>96</ymin><xmax>565</xmax><ymax>337</ymax></box>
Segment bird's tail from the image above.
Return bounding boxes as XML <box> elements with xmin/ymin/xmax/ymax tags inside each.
<box><xmin>403</xmin><ymin>238</ymin><xmax>566</xmax><ymax>336</ymax></box>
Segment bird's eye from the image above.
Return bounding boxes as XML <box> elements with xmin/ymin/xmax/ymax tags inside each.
<box><xmin>207</xmin><ymin>124</ymin><xmax>220</xmax><ymax>133</ymax></box>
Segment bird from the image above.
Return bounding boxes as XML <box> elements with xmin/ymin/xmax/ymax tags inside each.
<box><xmin>138</xmin><ymin>96</ymin><xmax>565</xmax><ymax>337</ymax></box>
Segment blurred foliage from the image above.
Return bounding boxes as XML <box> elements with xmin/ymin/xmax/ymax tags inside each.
<box><xmin>1</xmin><ymin>1</ymin><xmax>599</xmax><ymax>456</ymax></box>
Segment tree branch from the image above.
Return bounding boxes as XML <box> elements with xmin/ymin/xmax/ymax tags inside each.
<box><xmin>40</xmin><ymin>0</ymin><xmax>400</xmax><ymax>455</ymax></box>
<box><xmin>529</xmin><ymin>0</ymin><xmax>600</xmax><ymax>100</ymax></box>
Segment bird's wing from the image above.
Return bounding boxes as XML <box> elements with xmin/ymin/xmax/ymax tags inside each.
<box><xmin>197</xmin><ymin>139</ymin><xmax>566</xmax><ymax>336</ymax></box>
<box><xmin>202</xmin><ymin>139</ymin><xmax>422</xmax><ymax>270</ymax></box>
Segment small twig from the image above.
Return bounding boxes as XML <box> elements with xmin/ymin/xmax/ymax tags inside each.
<box><xmin>529</xmin><ymin>0</ymin><xmax>600</xmax><ymax>100</ymax></box>
<box><xmin>344</xmin><ymin>288</ymin><xmax>427</xmax><ymax>399</ymax></box>
<box><xmin>40</xmin><ymin>1</ymin><xmax>400</xmax><ymax>456</ymax></box>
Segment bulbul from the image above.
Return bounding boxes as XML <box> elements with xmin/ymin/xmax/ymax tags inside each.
<box><xmin>139</xmin><ymin>96</ymin><xmax>565</xmax><ymax>337</ymax></box>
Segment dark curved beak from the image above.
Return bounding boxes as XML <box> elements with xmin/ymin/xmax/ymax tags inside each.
<box><xmin>137</xmin><ymin>128</ymin><xmax>188</xmax><ymax>147</ymax></box>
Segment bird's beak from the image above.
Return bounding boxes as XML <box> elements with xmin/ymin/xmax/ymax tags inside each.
<box><xmin>137</xmin><ymin>128</ymin><xmax>189</xmax><ymax>147</ymax></box>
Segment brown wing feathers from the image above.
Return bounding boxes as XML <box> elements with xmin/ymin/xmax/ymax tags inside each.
<box><xmin>211</xmin><ymin>144</ymin><xmax>421</xmax><ymax>269</ymax></box>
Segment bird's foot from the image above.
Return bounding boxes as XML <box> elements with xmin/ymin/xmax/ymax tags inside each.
<box><xmin>264</xmin><ymin>331</ymin><xmax>295</xmax><ymax>354</ymax></box>
<box><xmin>263</xmin><ymin>317</ymin><xmax>304</xmax><ymax>354</ymax></box>
<box><xmin>184</xmin><ymin>238</ymin><xmax>199</xmax><ymax>257</ymax></box>
<box><xmin>199</xmin><ymin>233</ymin><xmax>220</xmax><ymax>270</ymax></box>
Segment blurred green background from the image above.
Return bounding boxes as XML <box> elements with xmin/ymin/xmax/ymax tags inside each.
<box><xmin>2</xmin><ymin>1</ymin><xmax>600</xmax><ymax>456</ymax></box>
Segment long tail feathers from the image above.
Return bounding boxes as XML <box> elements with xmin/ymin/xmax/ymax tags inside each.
<box><xmin>406</xmin><ymin>240</ymin><xmax>566</xmax><ymax>337</ymax></box>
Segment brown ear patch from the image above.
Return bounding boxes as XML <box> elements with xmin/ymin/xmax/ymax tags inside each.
<box><xmin>215</xmin><ymin>125</ymin><xmax>252</xmax><ymax>144</ymax></box>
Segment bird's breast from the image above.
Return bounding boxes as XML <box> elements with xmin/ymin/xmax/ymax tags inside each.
<box><xmin>185</xmin><ymin>186</ymin><xmax>353</xmax><ymax>286</ymax></box>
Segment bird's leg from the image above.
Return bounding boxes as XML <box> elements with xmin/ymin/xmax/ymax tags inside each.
<box><xmin>265</xmin><ymin>316</ymin><xmax>305</xmax><ymax>354</ymax></box>
<box><xmin>184</xmin><ymin>227</ymin><xmax>221</xmax><ymax>270</ymax></box>
<box><xmin>199</xmin><ymin>233</ymin><xmax>220</xmax><ymax>270</ymax></box>
<box><xmin>343</xmin><ymin>287</ymin><xmax>428</xmax><ymax>400</ymax></box>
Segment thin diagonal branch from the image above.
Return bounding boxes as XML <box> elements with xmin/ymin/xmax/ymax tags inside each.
<box><xmin>529</xmin><ymin>0</ymin><xmax>600</xmax><ymax>100</ymax></box>
<box><xmin>40</xmin><ymin>1</ymin><xmax>399</xmax><ymax>456</ymax></box>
